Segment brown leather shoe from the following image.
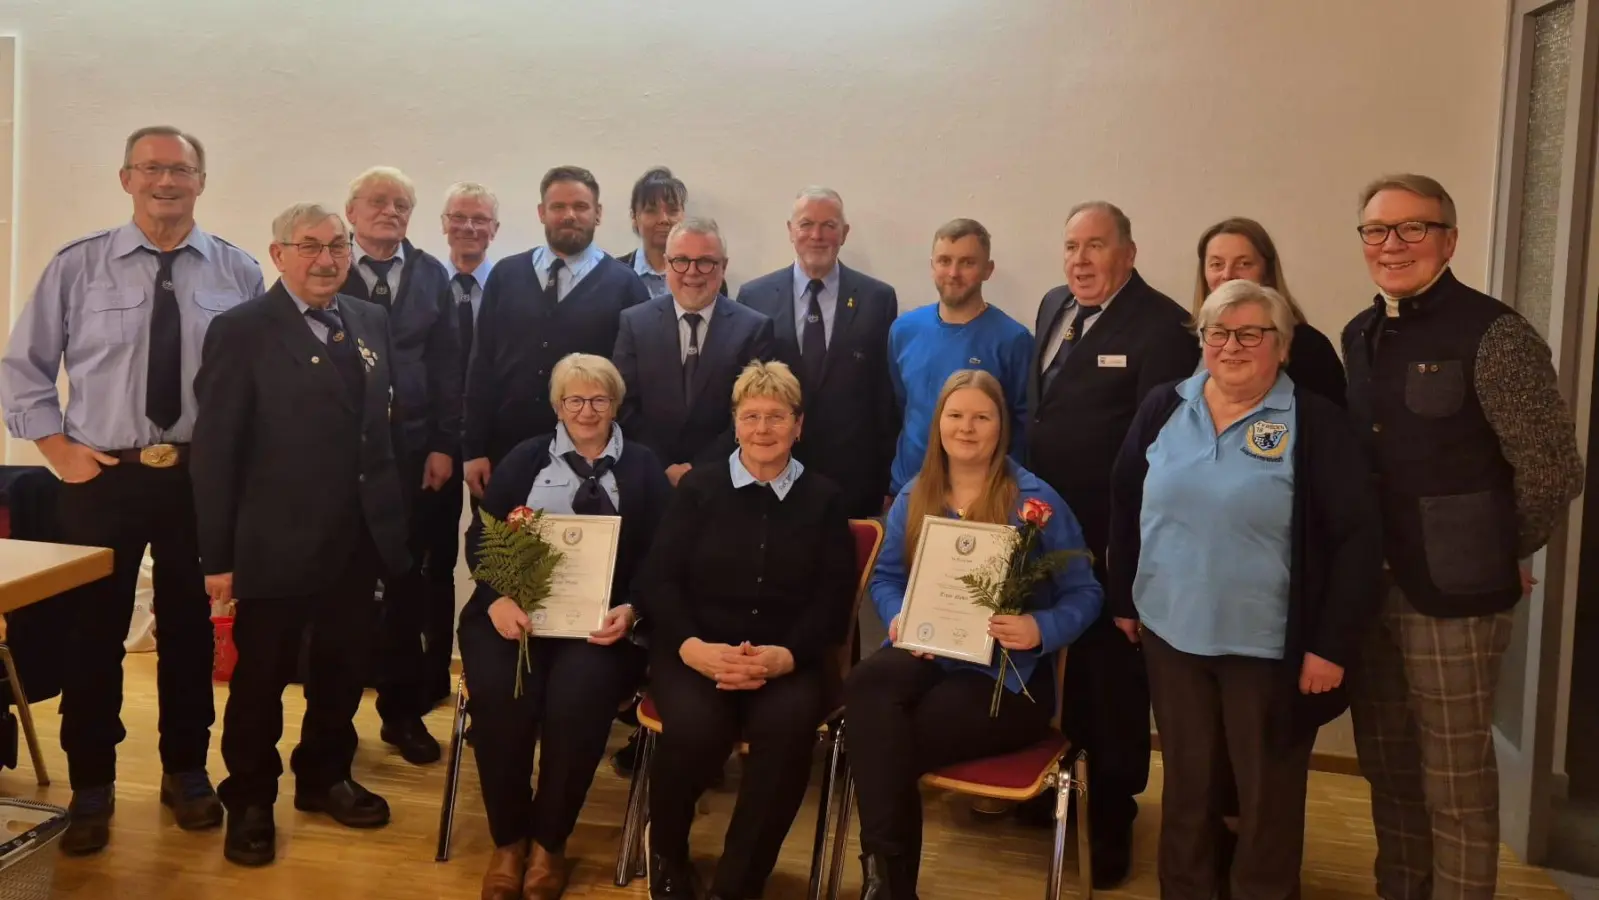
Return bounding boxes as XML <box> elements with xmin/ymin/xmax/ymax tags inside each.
<box><xmin>482</xmin><ymin>840</ymin><xmax>528</xmax><ymax>900</ymax></box>
<box><xmin>523</xmin><ymin>842</ymin><xmax>569</xmax><ymax>900</ymax></box>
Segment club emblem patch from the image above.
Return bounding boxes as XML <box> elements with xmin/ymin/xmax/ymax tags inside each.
<box><xmin>1244</xmin><ymin>420</ymin><xmax>1290</xmax><ymax>460</ymax></box>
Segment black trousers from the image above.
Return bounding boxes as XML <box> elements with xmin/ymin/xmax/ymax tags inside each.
<box><xmin>1144</xmin><ymin>630</ymin><xmax>1313</xmax><ymax>900</ymax></box>
<box><xmin>844</xmin><ymin>649</ymin><xmax>1051</xmax><ymax>885</ymax></box>
<box><xmin>459</xmin><ymin>612</ymin><xmax>644</xmax><ymax>850</ymax></box>
<box><xmin>648</xmin><ymin>654</ymin><xmax>824</xmax><ymax>900</ymax></box>
<box><xmin>54</xmin><ymin>464</ymin><xmax>214</xmax><ymax>789</ymax></box>
<box><xmin>376</xmin><ymin>449</ymin><xmax>461</xmax><ymax>721</ymax></box>
<box><xmin>1062</xmin><ymin>616</ymin><xmax>1151</xmax><ymax>835</ymax></box>
<box><xmin>218</xmin><ymin>534</ymin><xmax>380</xmax><ymax>809</ymax></box>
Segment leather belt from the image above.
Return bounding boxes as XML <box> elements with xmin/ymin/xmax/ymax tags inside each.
<box><xmin>111</xmin><ymin>443</ymin><xmax>189</xmax><ymax>468</ymax></box>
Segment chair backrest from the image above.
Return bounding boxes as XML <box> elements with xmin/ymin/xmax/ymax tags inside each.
<box><xmin>834</xmin><ymin>519</ymin><xmax>886</xmax><ymax>683</ymax></box>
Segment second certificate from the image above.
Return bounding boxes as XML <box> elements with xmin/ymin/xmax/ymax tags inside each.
<box><xmin>531</xmin><ymin>514</ymin><xmax>622</xmax><ymax>639</ymax></box>
<box><xmin>893</xmin><ymin>516</ymin><xmax>1017</xmax><ymax>665</ymax></box>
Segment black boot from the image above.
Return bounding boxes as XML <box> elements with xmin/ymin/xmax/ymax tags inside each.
<box><xmin>859</xmin><ymin>853</ymin><xmax>918</xmax><ymax>900</ymax></box>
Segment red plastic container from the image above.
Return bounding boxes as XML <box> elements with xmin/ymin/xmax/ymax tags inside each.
<box><xmin>212</xmin><ymin>615</ymin><xmax>237</xmax><ymax>682</ymax></box>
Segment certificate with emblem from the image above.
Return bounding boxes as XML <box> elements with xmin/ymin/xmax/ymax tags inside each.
<box><xmin>892</xmin><ymin>516</ymin><xmax>1017</xmax><ymax>665</ymax></box>
<box><xmin>531</xmin><ymin>514</ymin><xmax>622</xmax><ymax>639</ymax></box>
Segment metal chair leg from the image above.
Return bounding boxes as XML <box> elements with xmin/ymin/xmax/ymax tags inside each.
<box><xmin>825</xmin><ymin>765</ymin><xmax>855</xmax><ymax>900</ymax></box>
<box><xmin>1047</xmin><ymin>768</ymin><xmax>1069</xmax><ymax>900</ymax></box>
<box><xmin>808</xmin><ymin>722</ymin><xmax>846</xmax><ymax>900</ymax></box>
<box><xmin>434</xmin><ymin>676</ymin><xmax>469</xmax><ymax>862</ymax></box>
<box><xmin>0</xmin><ymin>645</ymin><xmax>47</xmax><ymax>786</ymax></box>
<box><xmin>1073</xmin><ymin>751</ymin><xmax>1092</xmax><ymax>897</ymax></box>
<box><xmin>615</xmin><ymin>729</ymin><xmax>655</xmax><ymax>886</ymax></box>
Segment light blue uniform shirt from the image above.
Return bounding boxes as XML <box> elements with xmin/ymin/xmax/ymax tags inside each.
<box><xmin>728</xmin><ymin>448</ymin><xmax>805</xmax><ymax>500</ymax></box>
<box><xmin>1</xmin><ymin>221</ymin><xmax>264</xmax><ymax>450</ymax></box>
<box><xmin>790</xmin><ymin>262</ymin><xmax>840</xmax><ymax>347</ymax></box>
<box><xmin>444</xmin><ymin>256</ymin><xmax>495</xmax><ymax>325</ymax></box>
<box><xmin>631</xmin><ymin>247</ymin><xmax>668</xmax><ymax>299</ymax></box>
<box><xmin>1134</xmin><ymin>370</ymin><xmax>1297</xmax><ymax>659</ymax></box>
<box><xmin>352</xmin><ymin>239</ymin><xmax>405</xmax><ymax>297</ymax></box>
<box><xmin>527</xmin><ymin>422</ymin><xmax>625</xmax><ymax>513</ymax></box>
<box><xmin>532</xmin><ymin>244</ymin><xmax>607</xmax><ymax>302</ymax></box>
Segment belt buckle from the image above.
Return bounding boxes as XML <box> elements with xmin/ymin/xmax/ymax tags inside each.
<box><xmin>139</xmin><ymin>444</ymin><xmax>179</xmax><ymax>468</ymax></box>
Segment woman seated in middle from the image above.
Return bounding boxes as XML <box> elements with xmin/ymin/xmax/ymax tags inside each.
<box><xmin>460</xmin><ymin>352</ymin><xmax>672</xmax><ymax>900</ymax></box>
<box><xmin>843</xmin><ymin>369</ymin><xmax>1103</xmax><ymax>899</ymax></box>
<box><xmin>641</xmin><ymin>359</ymin><xmax>857</xmax><ymax>900</ymax></box>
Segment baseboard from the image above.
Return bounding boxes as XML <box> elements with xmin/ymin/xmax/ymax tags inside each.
<box><xmin>1149</xmin><ymin>732</ymin><xmax>1362</xmax><ymax>777</ymax></box>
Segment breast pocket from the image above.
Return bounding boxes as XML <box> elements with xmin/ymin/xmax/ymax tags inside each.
<box><xmin>79</xmin><ymin>287</ymin><xmax>148</xmax><ymax>345</ymax></box>
<box><xmin>1404</xmin><ymin>360</ymin><xmax>1465</xmax><ymax>418</ymax></box>
<box><xmin>189</xmin><ymin>290</ymin><xmax>241</xmax><ymax>341</ymax></box>
<box><xmin>527</xmin><ymin>472</ymin><xmax>575</xmax><ymax>511</ymax></box>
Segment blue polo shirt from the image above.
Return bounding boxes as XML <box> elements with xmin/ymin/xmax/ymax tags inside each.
<box><xmin>1134</xmin><ymin>370</ymin><xmax>1296</xmax><ymax>659</ymax></box>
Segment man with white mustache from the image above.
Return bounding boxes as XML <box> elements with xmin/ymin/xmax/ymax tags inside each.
<box><xmin>0</xmin><ymin>125</ymin><xmax>263</xmax><ymax>856</ymax></box>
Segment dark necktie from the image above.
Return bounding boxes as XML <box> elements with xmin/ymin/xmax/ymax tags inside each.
<box><xmin>543</xmin><ymin>257</ymin><xmax>566</xmax><ymax>306</ymax></box>
<box><xmin>801</xmin><ymin>278</ymin><xmax>827</xmax><ymax>387</ymax></box>
<box><xmin>1041</xmin><ymin>303</ymin><xmax>1102</xmax><ymax>394</ymax></box>
<box><xmin>453</xmin><ymin>272</ymin><xmax>477</xmax><ymax>360</ymax></box>
<box><xmin>682</xmin><ymin>311</ymin><xmax>703</xmax><ymax>404</ymax></box>
<box><xmin>304</xmin><ymin>307</ymin><xmax>365</xmax><ymax>403</ymax></box>
<box><xmin>364</xmin><ymin>257</ymin><xmax>397</xmax><ymax>306</ymax></box>
<box><xmin>562</xmin><ymin>451</ymin><xmax>618</xmax><ymax>516</ymax></box>
<box><xmin>143</xmin><ymin>247</ymin><xmax>184</xmax><ymax>430</ymax></box>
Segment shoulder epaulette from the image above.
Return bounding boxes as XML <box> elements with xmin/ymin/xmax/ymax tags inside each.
<box><xmin>52</xmin><ymin>228</ymin><xmax>116</xmax><ymax>258</ymax></box>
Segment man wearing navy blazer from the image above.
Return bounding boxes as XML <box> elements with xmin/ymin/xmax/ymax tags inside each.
<box><xmin>340</xmin><ymin>166</ymin><xmax>462</xmax><ymax>768</ymax></box>
<box><xmin>191</xmin><ymin>203</ymin><xmax>410</xmax><ymax>866</ymax></box>
<box><xmin>464</xmin><ymin>166</ymin><xmax>649</xmax><ymax>488</ymax></box>
<box><xmin>737</xmin><ymin>186</ymin><xmax>898</xmax><ymax>518</ymax></box>
<box><xmin>614</xmin><ymin>217</ymin><xmax>775</xmax><ymax>484</ymax></box>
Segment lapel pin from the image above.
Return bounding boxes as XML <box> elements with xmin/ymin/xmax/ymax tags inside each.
<box><xmin>847</xmin><ymin>296</ymin><xmax>855</xmax><ymax>309</ymax></box>
<box><xmin>311</xmin><ymin>356</ymin><xmax>321</xmax><ymax>364</ymax></box>
<box><xmin>333</xmin><ymin>331</ymin><xmax>346</xmax><ymax>343</ymax></box>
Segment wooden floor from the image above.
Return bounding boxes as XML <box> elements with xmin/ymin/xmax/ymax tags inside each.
<box><xmin>2</xmin><ymin>655</ymin><xmax>1568</xmax><ymax>899</ymax></box>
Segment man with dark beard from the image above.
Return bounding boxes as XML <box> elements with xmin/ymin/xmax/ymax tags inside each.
<box><xmin>463</xmin><ymin>166</ymin><xmax>650</xmax><ymax>494</ymax></box>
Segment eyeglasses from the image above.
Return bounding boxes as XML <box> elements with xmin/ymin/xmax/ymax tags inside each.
<box><xmin>280</xmin><ymin>240</ymin><xmax>353</xmax><ymax>259</ymax></box>
<box><xmin>445</xmin><ymin>214</ymin><xmax>496</xmax><ymax>229</ymax></box>
<box><xmin>126</xmin><ymin>163</ymin><xmax>201</xmax><ymax>180</ymax></box>
<box><xmin>1201</xmin><ymin>325</ymin><xmax>1278</xmax><ymax>348</ymax></box>
<box><xmin>667</xmin><ymin>256</ymin><xmax>724</xmax><ymax>275</ymax></box>
<box><xmin>736</xmin><ymin>412</ymin><xmax>795</xmax><ymax>429</ymax></box>
<box><xmin>1357</xmin><ymin>221</ymin><xmax>1453</xmax><ymax>245</ymax></box>
<box><xmin>561</xmin><ymin>396</ymin><xmax>613</xmax><ymax>414</ymax></box>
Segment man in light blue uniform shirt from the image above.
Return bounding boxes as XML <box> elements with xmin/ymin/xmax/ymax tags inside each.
<box><xmin>0</xmin><ymin>126</ymin><xmax>262</xmax><ymax>856</ymax></box>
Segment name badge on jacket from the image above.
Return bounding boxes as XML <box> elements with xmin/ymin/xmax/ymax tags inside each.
<box><xmin>1097</xmin><ymin>355</ymin><xmax>1128</xmax><ymax>368</ymax></box>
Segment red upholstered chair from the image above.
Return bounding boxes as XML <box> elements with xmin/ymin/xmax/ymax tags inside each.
<box><xmin>820</xmin><ymin>651</ymin><xmax>1092</xmax><ymax>899</ymax></box>
<box><xmin>612</xmin><ymin>518</ymin><xmax>886</xmax><ymax>900</ymax></box>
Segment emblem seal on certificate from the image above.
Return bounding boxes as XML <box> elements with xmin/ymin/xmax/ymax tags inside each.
<box><xmin>892</xmin><ymin>516</ymin><xmax>1017</xmax><ymax>664</ymax></box>
<box><xmin>535</xmin><ymin>514</ymin><xmax>622</xmax><ymax>639</ymax></box>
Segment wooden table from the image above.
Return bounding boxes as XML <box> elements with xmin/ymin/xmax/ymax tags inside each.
<box><xmin>0</xmin><ymin>538</ymin><xmax>113</xmax><ymax>785</ymax></box>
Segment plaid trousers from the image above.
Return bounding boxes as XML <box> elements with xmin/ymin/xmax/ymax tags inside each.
<box><xmin>1348</xmin><ymin>584</ymin><xmax>1515</xmax><ymax>900</ymax></box>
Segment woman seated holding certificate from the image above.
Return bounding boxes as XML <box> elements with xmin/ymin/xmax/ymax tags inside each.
<box><xmin>460</xmin><ymin>352</ymin><xmax>672</xmax><ymax>900</ymax></box>
<box><xmin>842</xmin><ymin>369</ymin><xmax>1102</xmax><ymax>899</ymax></box>
<box><xmin>1106</xmin><ymin>280</ymin><xmax>1380</xmax><ymax>900</ymax></box>
<box><xmin>639</xmin><ymin>360</ymin><xmax>857</xmax><ymax>900</ymax></box>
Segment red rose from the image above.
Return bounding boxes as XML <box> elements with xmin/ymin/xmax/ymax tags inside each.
<box><xmin>1020</xmin><ymin>498</ymin><xmax>1053</xmax><ymax>528</ymax></box>
<box><xmin>505</xmin><ymin>506</ymin><xmax>537</xmax><ymax>530</ymax></box>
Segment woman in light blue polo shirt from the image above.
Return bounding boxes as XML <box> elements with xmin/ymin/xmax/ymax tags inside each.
<box><xmin>1106</xmin><ymin>280</ymin><xmax>1382</xmax><ymax>900</ymax></box>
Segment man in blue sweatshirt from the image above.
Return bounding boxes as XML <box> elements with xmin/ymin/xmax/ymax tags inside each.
<box><xmin>887</xmin><ymin>218</ymin><xmax>1033</xmax><ymax>495</ymax></box>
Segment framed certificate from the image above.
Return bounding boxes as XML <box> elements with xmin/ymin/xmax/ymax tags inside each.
<box><xmin>893</xmin><ymin>516</ymin><xmax>1017</xmax><ymax>664</ymax></box>
<box><xmin>530</xmin><ymin>514</ymin><xmax>622</xmax><ymax>639</ymax></box>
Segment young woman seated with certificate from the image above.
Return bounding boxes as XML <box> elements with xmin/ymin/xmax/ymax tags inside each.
<box><xmin>459</xmin><ymin>353</ymin><xmax>672</xmax><ymax>900</ymax></box>
<box><xmin>842</xmin><ymin>369</ymin><xmax>1103</xmax><ymax>899</ymax></box>
<box><xmin>638</xmin><ymin>360</ymin><xmax>857</xmax><ymax>900</ymax></box>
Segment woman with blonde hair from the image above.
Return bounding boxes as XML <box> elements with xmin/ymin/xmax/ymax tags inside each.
<box><xmin>842</xmin><ymin>369</ymin><xmax>1103</xmax><ymax>899</ymax></box>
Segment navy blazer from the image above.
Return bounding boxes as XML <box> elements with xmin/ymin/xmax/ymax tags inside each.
<box><xmin>341</xmin><ymin>239</ymin><xmax>461</xmax><ymax>458</ymax></box>
<box><xmin>192</xmin><ymin>285</ymin><xmax>411</xmax><ymax>598</ymax></box>
<box><xmin>460</xmin><ymin>430</ymin><xmax>672</xmax><ymax>621</ymax></box>
<box><xmin>464</xmin><ymin>251</ymin><xmax>649</xmax><ymax>464</ymax></box>
<box><xmin>613</xmin><ymin>294</ymin><xmax>775</xmax><ymax>466</ymax></box>
<box><xmin>737</xmin><ymin>264</ymin><xmax>899</xmax><ymax>517</ymax></box>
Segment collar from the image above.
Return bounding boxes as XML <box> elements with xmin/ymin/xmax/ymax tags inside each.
<box><xmin>1374</xmin><ymin>266</ymin><xmax>1455</xmax><ymax>318</ymax></box>
<box><xmin>355</xmin><ymin>237</ymin><xmax>405</xmax><ymax>268</ymax></box>
<box><xmin>632</xmin><ymin>246</ymin><xmax>664</xmax><ymax>278</ymax></box>
<box><xmin>729</xmin><ymin>448</ymin><xmax>805</xmax><ymax>500</ymax></box>
<box><xmin>1177</xmin><ymin>368</ymin><xmax>1295</xmax><ymax>411</ymax></box>
<box><xmin>791</xmin><ymin>261</ymin><xmax>841</xmax><ymax>300</ymax></box>
<box><xmin>109</xmin><ymin>220</ymin><xmax>213</xmax><ymax>260</ymax></box>
<box><xmin>1070</xmin><ymin>273</ymin><xmax>1131</xmax><ymax>315</ymax></box>
<box><xmin>536</xmin><ymin>242</ymin><xmax>605</xmax><ymax>271</ymax></box>
<box><xmin>445</xmin><ymin>255</ymin><xmax>493</xmax><ymax>283</ymax></box>
<box><xmin>286</xmin><ymin>287</ymin><xmax>339</xmax><ymax>316</ymax></box>
<box><xmin>552</xmin><ymin>421</ymin><xmax>623</xmax><ymax>462</ymax></box>
<box><xmin>673</xmin><ymin>295</ymin><xmax>717</xmax><ymax>319</ymax></box>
